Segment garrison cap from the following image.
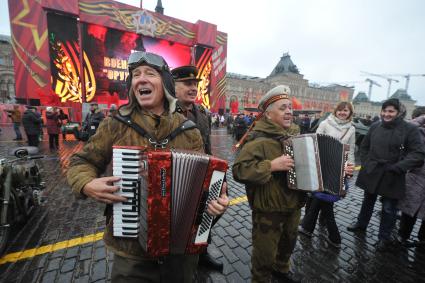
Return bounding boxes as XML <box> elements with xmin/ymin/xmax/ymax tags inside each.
<box><xmin>258</xmin><ymin>85</ymin><xmax>291</xmax><ymax>112</ymax></box>
<box><xmin>171</xmin><ymin>65</ymin><xmax>202</xmax><ymax>82</ymax></box>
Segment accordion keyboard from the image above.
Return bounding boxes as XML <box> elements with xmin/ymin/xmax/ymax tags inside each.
<box><xmin>112</xmin><ymin>147</ymin><xmax>142</xmax><ymax>237</ymax></box>
<box><xmin>283</xmin><ymin>143</ymin><xmax>297</xmax><ymax>188</ymax></box>
<box><xmin>194</xmin><ymin>170</ymin><xmax>225</xmax><ymax>244</ymax></box>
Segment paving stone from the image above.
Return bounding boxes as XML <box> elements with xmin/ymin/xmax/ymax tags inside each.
<box><xmin>223</xmin><ymin>235</ymin><xmax>238</xmax><ymax>249</ymax></box>
<box><xmin>77</xmin><ymin>259</ymin><xmax>92</xmax><ymax>276</ymax></box>
<box><xmin>226</xmin><ymin>271</ymin><xmax>244</xmax><ymax>283</ymax></box>
<box><xmin>79</xmin><ymin>246</ymin><xmax>93</xmax><ymax>261</ymax></box>
<box><xmin>46</xmin><ymin>257</ymin><xmax>62</xmax><ymax>272</ymax></box>
<box><xmin>74</xmin><ymin>275</ymin><xmax>90</xmax><ymax>283</ymax></box>
<box><xmin>61</xmin><ymin>257</ymin><xmax>76</xmax><ymax>273</ymax></box>
<box><xmin>20</xmin><ymin>268</ymin><xmax>42</xmax><ymax>283</ymax></box>
<box><xmin>57</xmin><ymin>271</ymin><xmax>73</xmax><ymax>283</ymax></box>
<box><xmin>220</xmin><ymin>245</ymin><xmax>239</xmax><ymax>264</ymax></box>
<box><xmin>94</xmin><ymin>247</ymin><xmax>107</xmax><ymax>261</ymax></box>
<box><xmin>234</xmin><ymin>235</ymin><xmax>251</xmax><ymax>249</ymax></box>
<box><xmin>41</xmin><ymin>270</ymin><xmax>57</xmax><ymax>283</ymax></box>
<box><xmin>65</xmin><ymin>246</ymin><xmax>79</xmax><ymax>259</ymax></box>
<box><xmin>224</xmin><ymin>226</ymin><xmax>239</xmax><ymax>237</ymax></box>
<box><xmin>91</xmin><ymin>259</ymin><xmax>107</xmax><ymax>281</ymax></box>
<box><xmin>233</xmin><ymin>246</ymin><xmax>251</xmax><ymax>264</ymax></box>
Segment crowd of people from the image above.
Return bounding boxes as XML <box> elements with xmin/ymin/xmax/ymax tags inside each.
<box><xmin>2</xmin><ymin>50</ymin><xmax>425</xmax><ymax>283</ymax></box>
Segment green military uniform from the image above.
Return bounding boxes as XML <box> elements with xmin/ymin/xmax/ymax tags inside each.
<box><xmin>176</xmin><ymin>101</ymin><xmax>211</xmax><ymax>154</ymax></box>
<box><xmin>232</xmin><ymin>117</ymin><xmax>305</xmax><ymax>283</ymax></box>
<box><xmin>67</xmin><ymin>108</ymin><xmax>204</xmax><ymax>282</ymax></box>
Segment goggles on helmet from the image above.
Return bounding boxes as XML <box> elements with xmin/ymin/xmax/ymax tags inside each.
<box><xmin>128</xmin><ymin>51</ymin><xmax>169</xmax><ymax>72</ymax></box>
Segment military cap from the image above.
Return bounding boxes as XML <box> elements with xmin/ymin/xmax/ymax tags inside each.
<box><xmin>171</xmin><ymin>65</ymin><xmax>201</xmax><ymax>82</ymax></box>
<box><xmin>258</xmin><ymin>85</ymin><xmax>291</xmax><ymax>112</ymax></box>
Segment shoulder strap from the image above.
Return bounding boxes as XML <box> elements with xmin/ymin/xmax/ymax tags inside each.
<box><xmin>165</xmin><ymin>119</ymin><xmax>198</xmax><ymax>141</ymax></box>
<box><xmin>340</xmin><ymin>127</ymin><xmax>350</xmax><ymax>141</ymax></box>
<box><xmin>113</xmin><ymin>114</ymin><xmax>156</xmax><ymax>141</ymax></box>
<box><xmin>113</xmin><ymin>115</ymin><xmax>198</xmax><ymax>149</ymax></box>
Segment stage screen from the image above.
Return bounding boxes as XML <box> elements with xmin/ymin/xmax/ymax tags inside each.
<box><xmin>47</xmin><ymin>13</ymin><xmax>82</xmax><ymax>104</ymax></box>
<box><xmin>81</xmin><ymin>23</ymin><xmax>192</xmax><ymax>105</ymax></box>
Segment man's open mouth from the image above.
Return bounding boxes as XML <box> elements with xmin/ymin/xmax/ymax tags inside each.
<box><xmin>138</xmin><ymin>88</ymin><xmax>152</xmax><ymax>96</ymax></box>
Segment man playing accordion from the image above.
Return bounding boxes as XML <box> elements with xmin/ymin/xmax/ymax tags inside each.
<box><xmin>67</xmin><ymin>51</ymin><xmax>229</xmax><ymax>282</ymax></box>
<box><xmin>233</xmin><ymin>85</ymin><xmax>353</xmax><ymax>283</ymax></box>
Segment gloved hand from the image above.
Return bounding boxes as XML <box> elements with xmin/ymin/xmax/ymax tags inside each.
<box><xmin>385</xmin><ymin>164</ymin><xmax>403</xmax><ymax>174</ymax></box>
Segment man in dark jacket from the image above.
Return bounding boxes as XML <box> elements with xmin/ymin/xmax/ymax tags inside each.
<box><xmin>22</xmin><ymin>106</ymin><xmax>42</xmax><ymax>146</ymax></box>
<box><xmin>83</xmin><ymin>103</ymin><xmax>105</xmax><ymax>138</ymax></box>
<box><xmin>173</xmin><ymin>65</ymin><xmax>225</xmax><ymax>271</ymax></box>
<box><xmin>234</xmin><ymin>113</ymin><xmax>247</xmax><ymax>141</ymax></box>
<box><xmin>348</xmin><ymin>98</ymin><xmax>425</xmax><ymax>251</ymax></box>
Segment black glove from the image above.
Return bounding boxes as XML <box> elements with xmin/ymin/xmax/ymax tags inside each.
<box><xmin>385</xmin><ymin>164</ymin><xmax>403</xmax><ymax>174</ymax></box>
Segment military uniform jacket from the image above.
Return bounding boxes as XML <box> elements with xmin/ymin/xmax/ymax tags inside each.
<box><xmin>176</xmin><ymin>101</ymin><xmax>211</xmax><ymax>154</ymax></box>
<box><xmin>67</xmin><ymin>109</ymin><xmax>204</xmax><ymax>259</ymax></box>
<box><xmin>232</xmin><ymin>118</ymin><xmax>306</xmax><ymax>213</ymax></box>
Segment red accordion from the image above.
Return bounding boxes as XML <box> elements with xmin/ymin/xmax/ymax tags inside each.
<box><xmin>112</xmin><ymin>146</ymin><xmax>228</xmax><ymax>257</ymax></box>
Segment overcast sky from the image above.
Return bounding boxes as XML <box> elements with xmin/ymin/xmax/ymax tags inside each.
<box><xmin>1</xmin><ymin>0</ymin><xmax>424</xmax><ymax>105</ymax></box>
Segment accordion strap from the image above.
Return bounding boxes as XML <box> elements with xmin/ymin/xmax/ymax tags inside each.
<box><xmin>113</xmin><ymin>114</ymin><xmax>198</xmax><ymax>149</ymax></box>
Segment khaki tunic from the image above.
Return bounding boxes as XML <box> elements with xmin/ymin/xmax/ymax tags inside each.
<box><xmin>232</xmin><ymin>118</ymin><xmax>305</xmax><ymax>212</ymax></box>
<box><xmin>232</xmin><ymin>117</ymin><xmax>305</xmax><ymax>282</ymax></box>
<box><xmin>67</xmin><ymin>109</ymin><xmax>203</xmax><ymax>259</ymax></box>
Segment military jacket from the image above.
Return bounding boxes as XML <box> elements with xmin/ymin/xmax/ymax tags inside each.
<box><xmin>176</xmin><ymin>101</ymin><xmax>212</xmax><ymax>154</ymax></box>
<box><xmin>67</xmin><ymin>109</ymin><xmax>203</xmax><ymax>259</ymax></box>
<box><xmin>232</xmin><ymin>118</ymin><xmax>306</xmax><ymax>212</ymax></box>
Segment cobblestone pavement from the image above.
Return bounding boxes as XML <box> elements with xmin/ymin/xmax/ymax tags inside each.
<box><xmin>0</xmin><ymin>125</ymin><xmax>424</xmax><ymax>283</ymax></box>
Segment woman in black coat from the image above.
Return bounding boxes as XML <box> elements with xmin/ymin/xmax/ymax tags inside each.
<box><xmin>348</xmin><ymin>98</ymin><xmax>425</xmax><ymax>251</ymax></box>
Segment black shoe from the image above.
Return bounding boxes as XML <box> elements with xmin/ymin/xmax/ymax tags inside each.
<box><xmin>326</xmin><ymin>237</ymin><xmax>341</xmax><ymax>248</ymax></box>
<box><xmin>198</xmin><ymin>252</ymin><xmax>223</xmax><ymax>272</ymax></box>
<box><xmin>396</xmin><ymin>235</ymin><xmax>408</xmax><ymax>246</ymax></box>
<box><xmin>376</xmin><ymin>239</ymin><xmax>393</xmax><ymax>252</ymax></box>
<box><xmin>272</xmin><ymin>270</ymin><xmax>301</xmax><ymax>283</ymax></box>
<box><xmin>347</xmin><ymin>223</ymin><xmax>366</xmax><ymax>232</ymax></box>
<box><xmin>298</xmin><ymin>226</ymin><xmax>312</xmax><ymax>237</ymax></box>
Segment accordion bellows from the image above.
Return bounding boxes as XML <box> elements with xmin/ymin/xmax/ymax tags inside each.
<box><xmin>282</xmin><ymin>134</ymin><xmax>349</xmax><ymax>196</ymax></box>
<box><xmin>112</xmin><ymin>146</ymin><xmax>227</xmax><ymax>257</ymax></box>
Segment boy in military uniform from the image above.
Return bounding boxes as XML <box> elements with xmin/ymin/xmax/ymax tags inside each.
<box><xmin>233</xmin><ymin>85</ymin><xmax>353</xmax><ymax>282</ymax></box>
<box><xmin>68</xmin><ymin>52</ymin><xmax>229</xmax><ymax>282</ymax></box>
<box><xmin>172</xmin><ymin>65</ymin><xmax>223</xmax><ymax>271</ymax></box>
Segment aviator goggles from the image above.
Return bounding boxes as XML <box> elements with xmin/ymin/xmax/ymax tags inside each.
<box><xmin>128</xmin><ymin>51</ymin><xmax>169</xmax><ymax>72</ymax></box>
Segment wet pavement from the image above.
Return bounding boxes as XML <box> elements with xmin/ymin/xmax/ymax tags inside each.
<box><xmin>0</xmin><ymin>125</ymin><xmax>424</xmax><ymax>283</ymax></box>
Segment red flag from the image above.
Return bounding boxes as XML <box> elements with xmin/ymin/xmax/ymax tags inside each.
<box><xmin>292</xmin><ymin>97</ymin><xmax>303</xmax><ymax>110</ymax></box>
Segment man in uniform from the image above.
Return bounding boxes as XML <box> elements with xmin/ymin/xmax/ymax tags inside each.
<box><xmin>233</xmin><ymin>85</ymin><xmax>354</xmax><ymax>282</ymax></box>
<box><xmin>172</xmin><ymin>65</ymin><xmax>211</xmax><ymax>154</ymax></box>
<box><xmin>172</xmin><ymin>65</ymin><xmax>223</xmax><ymax>271</ymax></box>
<box><xmin>68</xmin><ymin>51</ymin><xmax>229</xmax><ymax>282</ymax></box>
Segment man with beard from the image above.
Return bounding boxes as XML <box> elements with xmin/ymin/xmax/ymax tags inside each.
<box><xmin>68</xmin><ymin>51</ymin><xmax>229</xmax><ymax>282</ymax></box>
<box><xmin>348</xmin><ymin>98</ymin><xmax>425</xmax><ymax>251</ymax></box>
